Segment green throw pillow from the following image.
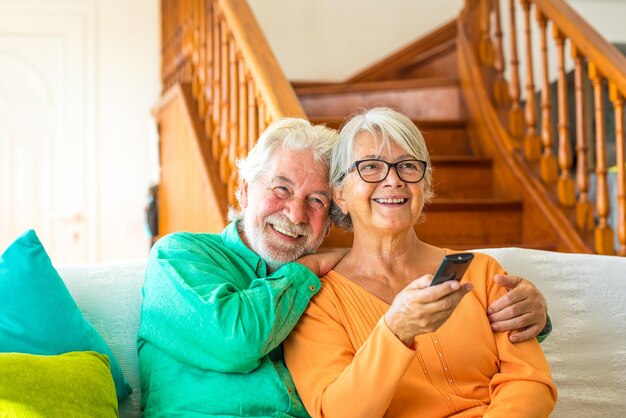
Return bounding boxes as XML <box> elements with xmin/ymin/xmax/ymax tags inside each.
<box><xmin>0</xmin><ymin>351</ymin><xmax>118</xmax><ymax>417</ymax></box>
<box><xmin>0</xmin><ymin>230</ymin><xmax>132</xmax><ymax>402</ymax></box>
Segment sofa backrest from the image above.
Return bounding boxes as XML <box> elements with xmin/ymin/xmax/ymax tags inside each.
<box><xmin>56</xmin><ymin>259</ymin><xmax>146</xmax><ymax>418</ymax></box>
<box><xmin>56</xmin><ymin>248</ymin><xmax>626</xmax><ymax>418</ymax></box>
<box><xmin>475</xmin><ymin>247</ymin><xmax>626</xmax><ymax>418</ymax></box>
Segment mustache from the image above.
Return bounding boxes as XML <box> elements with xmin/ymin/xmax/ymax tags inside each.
<box><xmin>265</xmin><ymin>213</ymin><xmax>312</xmax><ymax>238</ymax></box>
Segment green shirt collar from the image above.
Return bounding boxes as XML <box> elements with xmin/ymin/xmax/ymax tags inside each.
<box><xmin>221</xmin><ymin>220</ymin><xmax>266</xmax><ymax>275</ymax></box>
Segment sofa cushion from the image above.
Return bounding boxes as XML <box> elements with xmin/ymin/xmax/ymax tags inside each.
<box><xmin>57</xmin><ymin>258</ymin><xmax>146</xmax><ymax>417</ymax></box>
<box><xmin>0</xmin><ymin>351</ymin><xmax>118</xmax><ymax>417</ymax></box>
<box><xmin>0</xmin><ymin>230</ymin><xmax>132</xmax><ymax>402</ymax></box>
<box><xmin>475</xmin><ymin>247</ymin><xmax>626</xmax><ymax>418</ymax></box>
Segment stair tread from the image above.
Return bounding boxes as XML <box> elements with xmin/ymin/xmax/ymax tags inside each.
<box><xmin>430</xmin><ymin>155</ymin><xmax>491</xmax><ymax>165</ymax></box>
<box><xmin>427</xmin><ymin>198</ymin><xmax>522</xmax><ymax>210</ymax></box>
<box><xmin>430</xmin><ymin>197</ymin><xmax>521</xmax><ymax>203</ymax></box>
<box><xmin>295</xmin><ymin>77</ymin><xmax>459</xmax><ymax>96</ymax></box>
<box><xmin>308</xmin><ymin>116</ymin><xmax>467</xmax><ymax>128</ymax></box>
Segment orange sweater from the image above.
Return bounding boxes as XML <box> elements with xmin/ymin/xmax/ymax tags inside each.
<box><xmin>284</xmin><ymin>252</ymin><xmax>557</xmax><ymax>418</ymax></box>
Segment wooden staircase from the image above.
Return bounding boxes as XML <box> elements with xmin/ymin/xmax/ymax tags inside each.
<box><xmin>155</xmin><ymin>0</ymin><xmax>626</xmax><ymax>256</ymax></box>
<box><xmin>295</xmin><ymin>31</ymin><xmax>529</xmax><ymax>251</ymax></box>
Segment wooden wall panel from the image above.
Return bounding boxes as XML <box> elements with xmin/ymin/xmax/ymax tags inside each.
<box><xmin>156</xmin><ymin>84</ymin><xmax>228</xmax><ymax>236</ymax></box>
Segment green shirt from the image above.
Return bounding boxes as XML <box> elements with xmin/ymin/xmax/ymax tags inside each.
<box><xmin>137</xmin><ymin>221</ymin><xmax>320</xmax><ymax>417</ymax></box>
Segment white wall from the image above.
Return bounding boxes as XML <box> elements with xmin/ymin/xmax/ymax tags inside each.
<box><xmin>569</xmin><ymin>0</ymin><xmax>626</xmax><ymax>45</ymax></box>
<box><xmin>250</xmin><ymin>0</ymin><xmax>626</xmax><ymax>84</ymax></box>
<box><xmin>96</xmin><ymin>0</ymin><xmax>160</xmax><ymax>261</ymax></box>
<box><xmin>248</xmin><ymin>0</ymin><xmax>464</xmax><ymax>82</ymax></box>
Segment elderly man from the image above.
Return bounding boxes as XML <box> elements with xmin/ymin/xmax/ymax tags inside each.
<box><xmin>137</xmin><ymin>117</ymin><xmax>549</xmax><ymax>417</ymax></box>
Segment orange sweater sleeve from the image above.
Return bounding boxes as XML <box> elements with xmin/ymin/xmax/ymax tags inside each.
<box><xmin>283</xmin><ymin>282</ymin><xmax>416</xmax><ymax>418</ymax></box>
<box><xmin>480</xmin><ymin>257</ymin><xmax>558</xmax><ymax>417</ymax></box>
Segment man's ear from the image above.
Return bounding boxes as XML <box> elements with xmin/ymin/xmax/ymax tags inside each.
<box><xmin>332</xmin><ymin>187</ymin><xmax>349</xmax><ymax>215</ymax></box>
<box><xmin>239</xmin><ymin>180</ymin><xmax>249</xmax><ymax>209</ymax></box>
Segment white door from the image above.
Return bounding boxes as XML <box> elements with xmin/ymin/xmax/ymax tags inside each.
<box><xmin>0</xmin><ymin>4</ymin><xmax>96</xmax><ymax>262</ymax></box>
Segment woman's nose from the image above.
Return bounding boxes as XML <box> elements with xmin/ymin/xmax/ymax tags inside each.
<box><xmin>383</xmin><ymin>166</ymin><xmax>405</xmax><ymax>186</ymax></box>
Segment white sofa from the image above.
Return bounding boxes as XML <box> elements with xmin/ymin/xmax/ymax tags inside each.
<box><xmin>58</xmin><ymin>248</ymin><xmax>626</xmax><ymax>418</ymax></box>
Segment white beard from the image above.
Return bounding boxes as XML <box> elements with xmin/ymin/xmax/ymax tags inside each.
<box><xmin>241</xmin><ymin>212</ymin><xmax>322</xmax><ymax>272</ymax></box>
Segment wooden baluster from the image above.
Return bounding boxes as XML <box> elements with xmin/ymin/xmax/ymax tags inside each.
<box><xmin>257</xmin><ymin>98</ymin><xmax>267</xmax><ymax>136</ymax></box>
<box><xmin>187</xmin><ymin>0</ymin><xmax>192</xmax><ymax>79</ymax></box>
<box><xmin>520</xmin><ymin>0</ymin><xmax>540</xmax><ymax>161</ymax></box>
<box><xmin>507</xmin><ymin>0</ymin><xmax>524</xmax><ymax>138</ymax></box>
<box><xmin>173</xmin><ymin>0</ymin><xmax>180</xmax><ymax>84</ymax></box>
<box><xmin>478</xmin><ymin>0</ymin><xmax>494</xmax><ymax>66</ymax></box>
<box><xmin>536</xmin><ymin>11</ymin><xmax>557</xmax><ymax>183</ymax></box>
<box><xmin>182</xmin><ymin>0</ymin><xmax>190</xmax><ymax>81</ymax></box>
<box><xmin>589</xmin><ymin>62</ymin><xmax>614</xmax><ymax>254</ymax></box>
<box><xmin>169</xmin><ymin>0</ymin><xmax>176</xmax><ymax>87</ymax></box>
<box><xmin>554</xmin><ymin>29</ymin><xmax>575</xmax><ymax>206</ymax></box>
<box><xmin>219</xmin><ymin>19</ymin><xmax>230</xmax><ymax>186</ymax></box>
<box><xmin>177</xmin><ymin>0</ymin><xmax>184</xmax><ymax>83</ymax></box>
<box><xmin>238</xmin><ymin>57</ymin><xmax>248</xmax><ymax>163</ymax></box>
<box><xmin>185</xmin><ymin>0</ymin><xmax>191</xmax><ymax>79</ymax></box>
<box><xmin>168</xmin><ymin>0</ymin><xmax>175</xmax><ymax>87</ymax></box>
<box><xmin>161</xmin><ymin>0</ymin><xmax>167</xmax><ymax>88</ymax></box>
<box><xmin>228</xmin><ymin>37</ymin><xmax>239</xmax><ymax>206</ymax></box>
<box><xmin>211</xmin><ymin>9</ymin><xmax>222</xmax><ymax>159</ymax></box>
<box><xmin>492</xmin><ymin>0</ymin><xmax>509</xmax><ymax>106</ymax></box>
<box><xmin>166</xmin><ymin>0</ymin><xmax>171</xmax><ymax>85</ymax></box>
<box><xmin>191</xmin><ymin>0</ymin><xmax>200</xmax><ymax>98</ymax></box>
<box><xmin>247</xmin><ymin>77</ymin><xmax>258</xmax><ymax>152</ymax></box>
<box><xmin>572</xmin><ymin>46</ymin><xmax>594</xmax><ymax>231</ymax></box>
<box><xmin>204</xmin><ymin>0</ymin><xmax>214</xmax><ymax>149</ymax></box>
<box><xmin>188</xmin><ymin>0</ymin><xmax>195</xmax><ymax>82</ymax></box>
<box><xmin>196</xmin><ymin>0</ymin><xmax>207</xmax><ymax>116</ymax></box>
<box><xmin>186</xmin><ymin>0</ymin><xmax>194</xmax><ymax>82</ymax></box>
<box><xmin>609</xmin><ymin>83</ymin><xmax>626</xmax><ymax>255</ymax></box>
<box><xmin>166</xmin><ymin>0</ymin><xmax>172</xmax><ymax>88</ymax></box>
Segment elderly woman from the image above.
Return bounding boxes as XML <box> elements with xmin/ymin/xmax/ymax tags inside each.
<box><xmin>284</xmin><ymin>108</ymin><xmax>557</xmax><ymax>417</ymax></box>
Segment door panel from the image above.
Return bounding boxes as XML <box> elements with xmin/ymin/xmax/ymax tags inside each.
<box><xmin>0</xmin><ymin>7</ymin><xmax>95</xmax><ymax>262</ymax></box>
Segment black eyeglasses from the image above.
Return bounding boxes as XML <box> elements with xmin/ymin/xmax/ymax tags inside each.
<box><xmin>345</xmin><ymin>159</ymin><xmax>427</xmax><ymax>183</ymax></box>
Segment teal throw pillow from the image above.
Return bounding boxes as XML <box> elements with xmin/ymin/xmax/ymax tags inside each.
<box><xmin>0</xmin><ymin>351</ymin><xmax>118</xmax><ymax>417</ymax></box>
<box><xmin>0</xmin><ymin>230</ymin><xmax>132</xmax><ymax>402</ymax></box>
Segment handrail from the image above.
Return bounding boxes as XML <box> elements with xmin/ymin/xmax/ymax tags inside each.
<box><xmin>534</xmin><ymin>0</ymin><xmax>626</xmax><ymax>98</ymax></box>
<box><xmin>459</xmin><ymin>0</ymin><xmax>626</xmax><ymax>255</ymax></box>
<box><xmin>217</xmin><ymin>0</ymin><xmax>305</xmax><ymax>118</ymax></box>
<box><xmin>158</xmin><ymin>0</ymin><xmax>305</xmax><ymax>234</ymax></box>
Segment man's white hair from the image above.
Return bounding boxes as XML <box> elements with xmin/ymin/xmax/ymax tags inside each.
<box><xmin>229</xmin><ymin>117</ymin><xmax>338</xmax><ymax>220</ymax></box>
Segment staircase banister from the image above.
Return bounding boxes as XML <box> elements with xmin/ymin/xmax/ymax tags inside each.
<box><xmin>217</xmin><ymin>0</ymin><xmax>306</xmax><ymax>119</ymax></box>
<box><xmin>534</xmin><ymin>0</ymin><xmax>626</xmax><ymax>96</ymax></box>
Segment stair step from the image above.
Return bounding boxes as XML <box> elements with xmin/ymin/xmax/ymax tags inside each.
<box><xmin>418</xmin><ymin>120</ymin><xmax>472</xmax><ymax>156</ymax></box>
<box><xmin>308</xmin><ymin>117</ymin><xmax>473</xmax><ymax>157</ymax></box>
<box><xmin>430</xmin><ymin>156</ymin><xmax>493</xmax><ymax>198</ymax></box>
<box><xmin>297</xmin><ymin>78</ymin><xmax>463</xmax><ymax>121</ymax></box>
<box><xmin>417</xmin><ymin>198</ymin><xmax>523</xmax><ymax>246</ymax></box>
<box><xmin>294</xmin><ymin>78</ymin><xmax>457</xmax><ymax>95</ymax></box>
<box><xmin>320</xmin><ymin>198</ymin><xmax>523</xmax><ymax>249</ymax></box>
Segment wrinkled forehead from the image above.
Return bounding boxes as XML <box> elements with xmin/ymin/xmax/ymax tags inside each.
<box><xmin>260</xmin><ymin>148</ymin><xmax>330</xmax><ymax>190</ymax></box>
